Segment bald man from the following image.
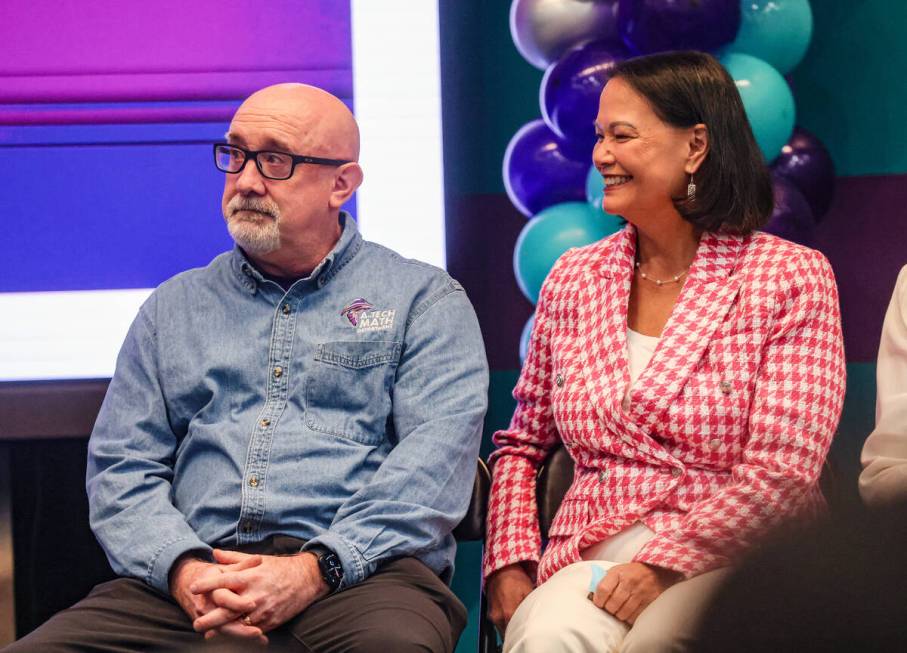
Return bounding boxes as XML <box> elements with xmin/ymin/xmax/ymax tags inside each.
<box><xmin>5</xmin><ymin>84</ymin><xmax>488</xmax><ymax>652</ymax></box>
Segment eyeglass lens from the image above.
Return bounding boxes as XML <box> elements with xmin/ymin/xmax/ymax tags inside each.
<box><xmin>215</xmin><ymin>145</ymin><xmax>293</xmax><ymax>180</ymax></box>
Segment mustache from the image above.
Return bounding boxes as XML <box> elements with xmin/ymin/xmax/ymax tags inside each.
<box><xmin>226</xmin><ymin>196</ymin><xmax>280</xmax><ymax>220</ymax></box>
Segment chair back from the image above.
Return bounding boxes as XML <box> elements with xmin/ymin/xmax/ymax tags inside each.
<box><xmin>453</xmin><ymin>458</ymin><xmax>491</xmax><ymax>541</ymax></box>
<box><xmin>536</xmin><ymin>446</ymin><xmax>575</xmax><ymax>540</ymax></box>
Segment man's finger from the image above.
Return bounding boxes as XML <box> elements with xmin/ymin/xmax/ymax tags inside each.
<box><xmin>225</xmin><ymin>554</ymin><xmax>263</xmax><ymax>571</ymax></box>
<box><xmin>190</xmin><ymin>571</ymin><xmax>246</xmax><ymax>594</ymax></box>
<box><xmin>210</xmin><ymin>587</ymin><xmax>256</xmax><ymax>614</ymax></box>
<box><xmin>216</xmin><ymin>620</ymin><xmax>269</xmax><ymax>644</ymax></box>
<box><xmin>213</xmin><ymin>549</ymin><xmax>251</xmax><ymax>564</ymax></box>
<box><xmin>193</xmin><ymin>606</ymin><xmax>242</xmax><ymax>632</ymax></box>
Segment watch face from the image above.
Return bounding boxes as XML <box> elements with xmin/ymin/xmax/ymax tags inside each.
<box><xmin>318</xmin><ymin>550</ymin><xmax>344</xmax><ymax>591</ymax></box>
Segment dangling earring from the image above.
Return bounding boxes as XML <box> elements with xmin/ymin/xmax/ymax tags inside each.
<box><xmin>687</xmin><ymin>173</ymin><xmax>696</xmax><ymax>200</ymax></box>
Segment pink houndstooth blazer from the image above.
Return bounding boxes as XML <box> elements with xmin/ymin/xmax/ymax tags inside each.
<box><xmin>484</xmin><ymin>225</ymin><xmax>846</xmax><ymax>584</ymax></box>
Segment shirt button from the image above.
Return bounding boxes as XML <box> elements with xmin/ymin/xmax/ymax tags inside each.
<box><xmin>241</xmin><ymin>523</ymin><xmax>252</xmax><ymax>534</ymax></box>
<box><xmin>555</xmin><ymin>374</ymin><xmax>564</xmax><ymax>387</ymax></box>
<box><xmin>249</xmin><ymin>476</ymin><xmax>259</xmax><ymax>488</ymax></box>
<box><xmin>259</xmin><ymin>418</ymin><xmax>270</xmax><ymax>428</ymax></box>
<box><xmin>273</xmin><ymin>366</ymin><xmax>283</xmax><ymax>378</ymax></box>
<box><xmin>282</xmin><ymin>303</ymin><xmax>291</xmax><ymax>315</ymax></box>
<box><xmin>719</xmin><ymin>381</ymin><xmax>732</xmax><ymax>395</ymax></box>
<box><xmin>672</xmin><ymin>468</ymin><xmax>681</xmax><ymax>478</ymax></box>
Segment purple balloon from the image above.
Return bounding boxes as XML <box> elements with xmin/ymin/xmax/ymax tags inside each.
<box><xmin>541</xmin><ymin>39</ymin><xmax>629</xmax><ymax>149</ymax></box>
<box><xmin>503</xmin><ymin>119</ymin><xmax>590</xmax><ymax>217</ymax></box>
<box><xmin>771</xmin><ymin>127</ymin><xmax>836</xmax><ymax>221</ymax></box>
<box><xmin>618</xmin><ymin>0</ymin><xmax>741</xmax><ymax>55</ymax></box>
<box><xmin>763</xmin><ymin>175</ymin><xmax>815</xmax><ymax>247</ymax></box>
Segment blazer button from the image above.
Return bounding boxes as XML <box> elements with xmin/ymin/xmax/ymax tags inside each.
<box><xmin>719</xmin><ymin>381</ymin><xmax>732</xmax><ymax>395</ymax></box>
<box><xmin>671</xmin><ymin>468</ymin><xmax>681</xmax><ymax>478</ymax></box>
<box><xmin>709</xmin><ymin>439</ymin><xmax>721</xmax><ymax>450</ymax></box>
<box><xmin>597</xmin><ymin>470</ymin><xmax>606</xmax><ymax>483</ymax></box>
<box><xmin>555</xmin><ymin>374</ymin><xmax>564</xmax><ymax>387</ymax></box>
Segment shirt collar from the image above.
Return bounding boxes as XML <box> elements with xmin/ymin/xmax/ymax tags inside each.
<box><xmin>230</xmin><ymin>211</ymin><xmax>363</xmax><ymax>294</ymax></box>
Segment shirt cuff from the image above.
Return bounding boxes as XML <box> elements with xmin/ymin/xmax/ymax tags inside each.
<box><xmin>303</xmin><ymin>531</ymin><xmax>374</xmax><ymax>590</ymax></box>
<box><xmin>147</xmin><ymin>535</ymin><xmax>213</xmax><ymax>595</ymax></box>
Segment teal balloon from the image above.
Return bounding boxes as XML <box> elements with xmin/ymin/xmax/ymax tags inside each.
<box><xmin>720</xmin><ymin>52</ymin><xmax>795</xmax><ymax>162</ymax></box>
<box><xmin>514</xmin><ymin>201</ymin><xmax>623</xmax><ymax>304</ymax></box>
<box><xmin>519</xmin><ymin>314</ymin><xmax>535</xmax><ymax>363</ymax></box>
<box><xmin>726</xmin><ymin>0</ymin><xmax>813</xmax><ymax>74</ymax></box>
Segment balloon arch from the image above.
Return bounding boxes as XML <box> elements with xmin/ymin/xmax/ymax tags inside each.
<box><xmin>506</xmin><ymin>0</ymin><xmax>832</xmax><ymax>361</ymax></box>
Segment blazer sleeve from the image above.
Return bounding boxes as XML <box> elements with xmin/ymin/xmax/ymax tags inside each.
<box><xmin>860</xmin><ymin>265</ymin><xmax>907</xmax><ymax>506</ymax></box>
<box><xmin>482</xmin><ymin>257</ymin><xmax>566</xmax><ymax>581</ymax></box>
<box><xmin>634</xmin><ymin>249</ymin><xmax>846</xmax><ymax>578</ymax></box>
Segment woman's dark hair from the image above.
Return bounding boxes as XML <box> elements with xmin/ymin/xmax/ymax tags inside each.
<box><xmin>611</xmin><ymin>50</ymin><xmax>773</xmax><ymax>234</ymax></box>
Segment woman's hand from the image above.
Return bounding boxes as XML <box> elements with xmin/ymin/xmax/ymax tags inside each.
<box><xmin>591</xmin><ymin>562</ymin><xmax>681</xmax><ymax>624</ymax></box>
<box><xmin>486</xmin><ymin>563</ymin><xmax>535</xmax><ymax>636</ymax></box>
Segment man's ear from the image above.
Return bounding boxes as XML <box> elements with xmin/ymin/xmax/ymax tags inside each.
<box><xmin>685</xmin><ymin>123</ymin><xmax>709</xmax><ymax>174</ymax></box>
<box><xmin>328</xmin><ymin>163</ymin><xmax>363</xmax><ymax>209</ymax></box>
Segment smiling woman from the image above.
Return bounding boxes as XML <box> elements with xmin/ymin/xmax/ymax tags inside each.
<box><xmin>484</xmin><ymin>51</ymin><xmax>846</xmax><ymax>653</ymax></box>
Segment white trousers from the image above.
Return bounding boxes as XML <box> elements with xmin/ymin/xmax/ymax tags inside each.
<box><xmin>504</xmin><ymin>525</ymin><xmax>729</xmax><ymax>653</ymax></box>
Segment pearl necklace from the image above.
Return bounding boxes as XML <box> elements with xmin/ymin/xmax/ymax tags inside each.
<box><xmin>634</xmin><ymin>260</ymin><xmax>689</xmax><ymax>286</ymax></box>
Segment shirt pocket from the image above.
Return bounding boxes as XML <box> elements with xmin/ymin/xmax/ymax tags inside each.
<box><xmin>305</xmin><ymin>340</ymin><xmax>402</xmax><ymax>445</ymax></box>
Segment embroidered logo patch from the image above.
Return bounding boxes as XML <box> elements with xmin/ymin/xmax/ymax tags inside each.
<box><xmin>341</xmin><ymin>298</ymin><xmax>373</xmax><ymax>326</ymax></box>
<box><xmin>341</xmin><ymin>299</ymin><xmax>396</xmax><ymax>333</ymax></box>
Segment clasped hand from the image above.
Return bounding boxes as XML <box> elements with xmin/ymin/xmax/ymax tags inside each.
<box><xmin>171</xmin><ymin>549</ymin><xmax>328</xmax><ymax>645</ymax></box>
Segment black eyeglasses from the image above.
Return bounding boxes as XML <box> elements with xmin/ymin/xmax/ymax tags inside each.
<box><xmin>213</xmin><ymin>144</ymin><xmax>352</xmax><ymax>181</ymax></box>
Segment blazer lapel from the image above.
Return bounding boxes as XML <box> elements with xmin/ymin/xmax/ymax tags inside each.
<box><xmin>627</xmin><ymin>230</ymin><xmax>748</xmax><ymax>431</ymax></box>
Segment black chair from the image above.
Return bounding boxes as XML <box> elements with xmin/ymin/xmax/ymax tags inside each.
<box><xmin>454</xmin><ymin>458</ymin><xmax>491</xmax><ymax>542</ymax></box>
<box><xmin>478</xmin><ymin>447</ymin><xmax>574</xmax><ymax>653</ymax></box>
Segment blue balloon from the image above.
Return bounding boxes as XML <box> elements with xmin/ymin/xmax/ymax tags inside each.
<box><xmin>618</xmin><ymin>0</ymin><xmax>740</xmax><ymax>55</ymax></box>
<box><xmin>771</xmin><ymin>127</ymin><xmax>835</xmax><ymax>220</ymax></box>
<box><xmin>720</xmin><ymin>53</ymin><xmax>795</xmax><ymax>161</ymax></box>
<box><xmin>540</xmin><ymin>40</ymin><xmax>628</xmax><ymax>148</ymax></box>
<box><xmin>503</xmin><ymin>119</ymin><xmax>591</xmax><ymax>217</ymax></box>
<box><xmin>519</xmin><ymin>314</ymin><xmax>535</xmax><ymax>363</ymax></box>
<box><xmin>762</xmin><ymin>175</ymin><xmax>815</xmax><ymax>246</ymax></box>
<box><xmin>514</xmin><ymin>201</ymin><xmax>623</xmax><ymax>303</ymax></box>
<box><xmin>725</xmin><ymin>0</ymin><xmax>813</xmax><ymax>74</ymax></box>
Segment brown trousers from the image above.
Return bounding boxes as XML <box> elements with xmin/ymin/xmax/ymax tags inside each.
<box><xmin>4</xmin><ymin>538</ymin><xmax>466</xmax><ymax>653</ymax></box>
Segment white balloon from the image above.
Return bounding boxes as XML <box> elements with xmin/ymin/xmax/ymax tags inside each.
<box><xmin>510</xmin><ymin>0</ymin><xmax>619</xmax><ymax>70</ymax></box>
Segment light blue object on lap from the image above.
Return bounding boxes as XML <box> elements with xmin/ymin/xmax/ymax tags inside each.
<box><xmin>587</xmin><ymin>563</ymin><xmax>608</xmax><ymax>600</ymax></box>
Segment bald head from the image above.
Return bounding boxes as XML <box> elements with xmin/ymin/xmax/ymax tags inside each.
<box><xmin>230</xmin><ymin>83</ymin><xmax>360</xmax><ymax>161</ymax></box>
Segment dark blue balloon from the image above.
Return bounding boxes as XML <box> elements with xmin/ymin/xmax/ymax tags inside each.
<box><xmin>771</xmin><ymin>127</ymin><xmax>836</xmax><ymax>221</ymax></box>
<box><xmin>618</xmin><ymin>0</ymin><xmax>741</xmax><ymax>55</ymax></box>
<box><xmin>763</xmin><ymin>175</ymin><xmax>815</xmax><ymax>247</ymax></box>
<box><xmin>541</xmin><ymin>39</ymin><xmax>628</xmax><ymax>148</ymax></box>
<box><xmin>503</xmin><ymin>119</ymin><xmax>590</xmax><ymax>217</ymax></box>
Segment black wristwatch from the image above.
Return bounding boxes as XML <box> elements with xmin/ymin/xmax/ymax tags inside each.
<box><xmin>310</xmin><ymin>546</ymin><xmax>344</xmax><ymax>593</ymax></box>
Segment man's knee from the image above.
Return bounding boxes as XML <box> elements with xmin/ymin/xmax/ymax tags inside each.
<box><xmin>343</xmin><ymin>614</ymin><xmax>455</xmax><ymax>653</ymax></box>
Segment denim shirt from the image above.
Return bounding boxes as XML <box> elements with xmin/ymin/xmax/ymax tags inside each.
<box><xmin>86</xmin><ymin>214</ymin><xmax>489</xmax><ymax>594</ymax></box>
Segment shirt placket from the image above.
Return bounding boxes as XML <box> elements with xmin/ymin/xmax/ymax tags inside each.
<box><xmin>237</xmin><ymin>294</ymin><xmax>298</xmax><ymax>542</ymax></box>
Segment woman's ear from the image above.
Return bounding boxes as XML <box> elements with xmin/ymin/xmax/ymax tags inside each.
<box><xmin>328</xmin><ymin>162</ymin><xmax>363</xmax><ymax>209</ymax></box>
<box><xmin>685</xmin><ymin>123</ymin><xmax>709</xmax><ymax>174</ymax></box>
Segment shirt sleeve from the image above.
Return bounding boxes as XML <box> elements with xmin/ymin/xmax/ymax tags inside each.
<box><xmin>482</xmin><ymin>263</ymin><xmax>564</xmax><ymax>582</ymax></box>
<box><xmin>860</xmin><ymin>265</ymin><xmax>907</xmax><ymax>506</ymax></box>
<box><xmin>86</xmin><ymin>296</ymin><xmax>211</xmax><ymax>594</ymax></box>
<box><xmin>304</xmin><ymin>281</ymin><xmax>489</xmax><ymax>588</ymax></box>
<box><xmin>634</xmin><ymin>250</ymin><xmax>846</xmax><ymax>577</ymax></box>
